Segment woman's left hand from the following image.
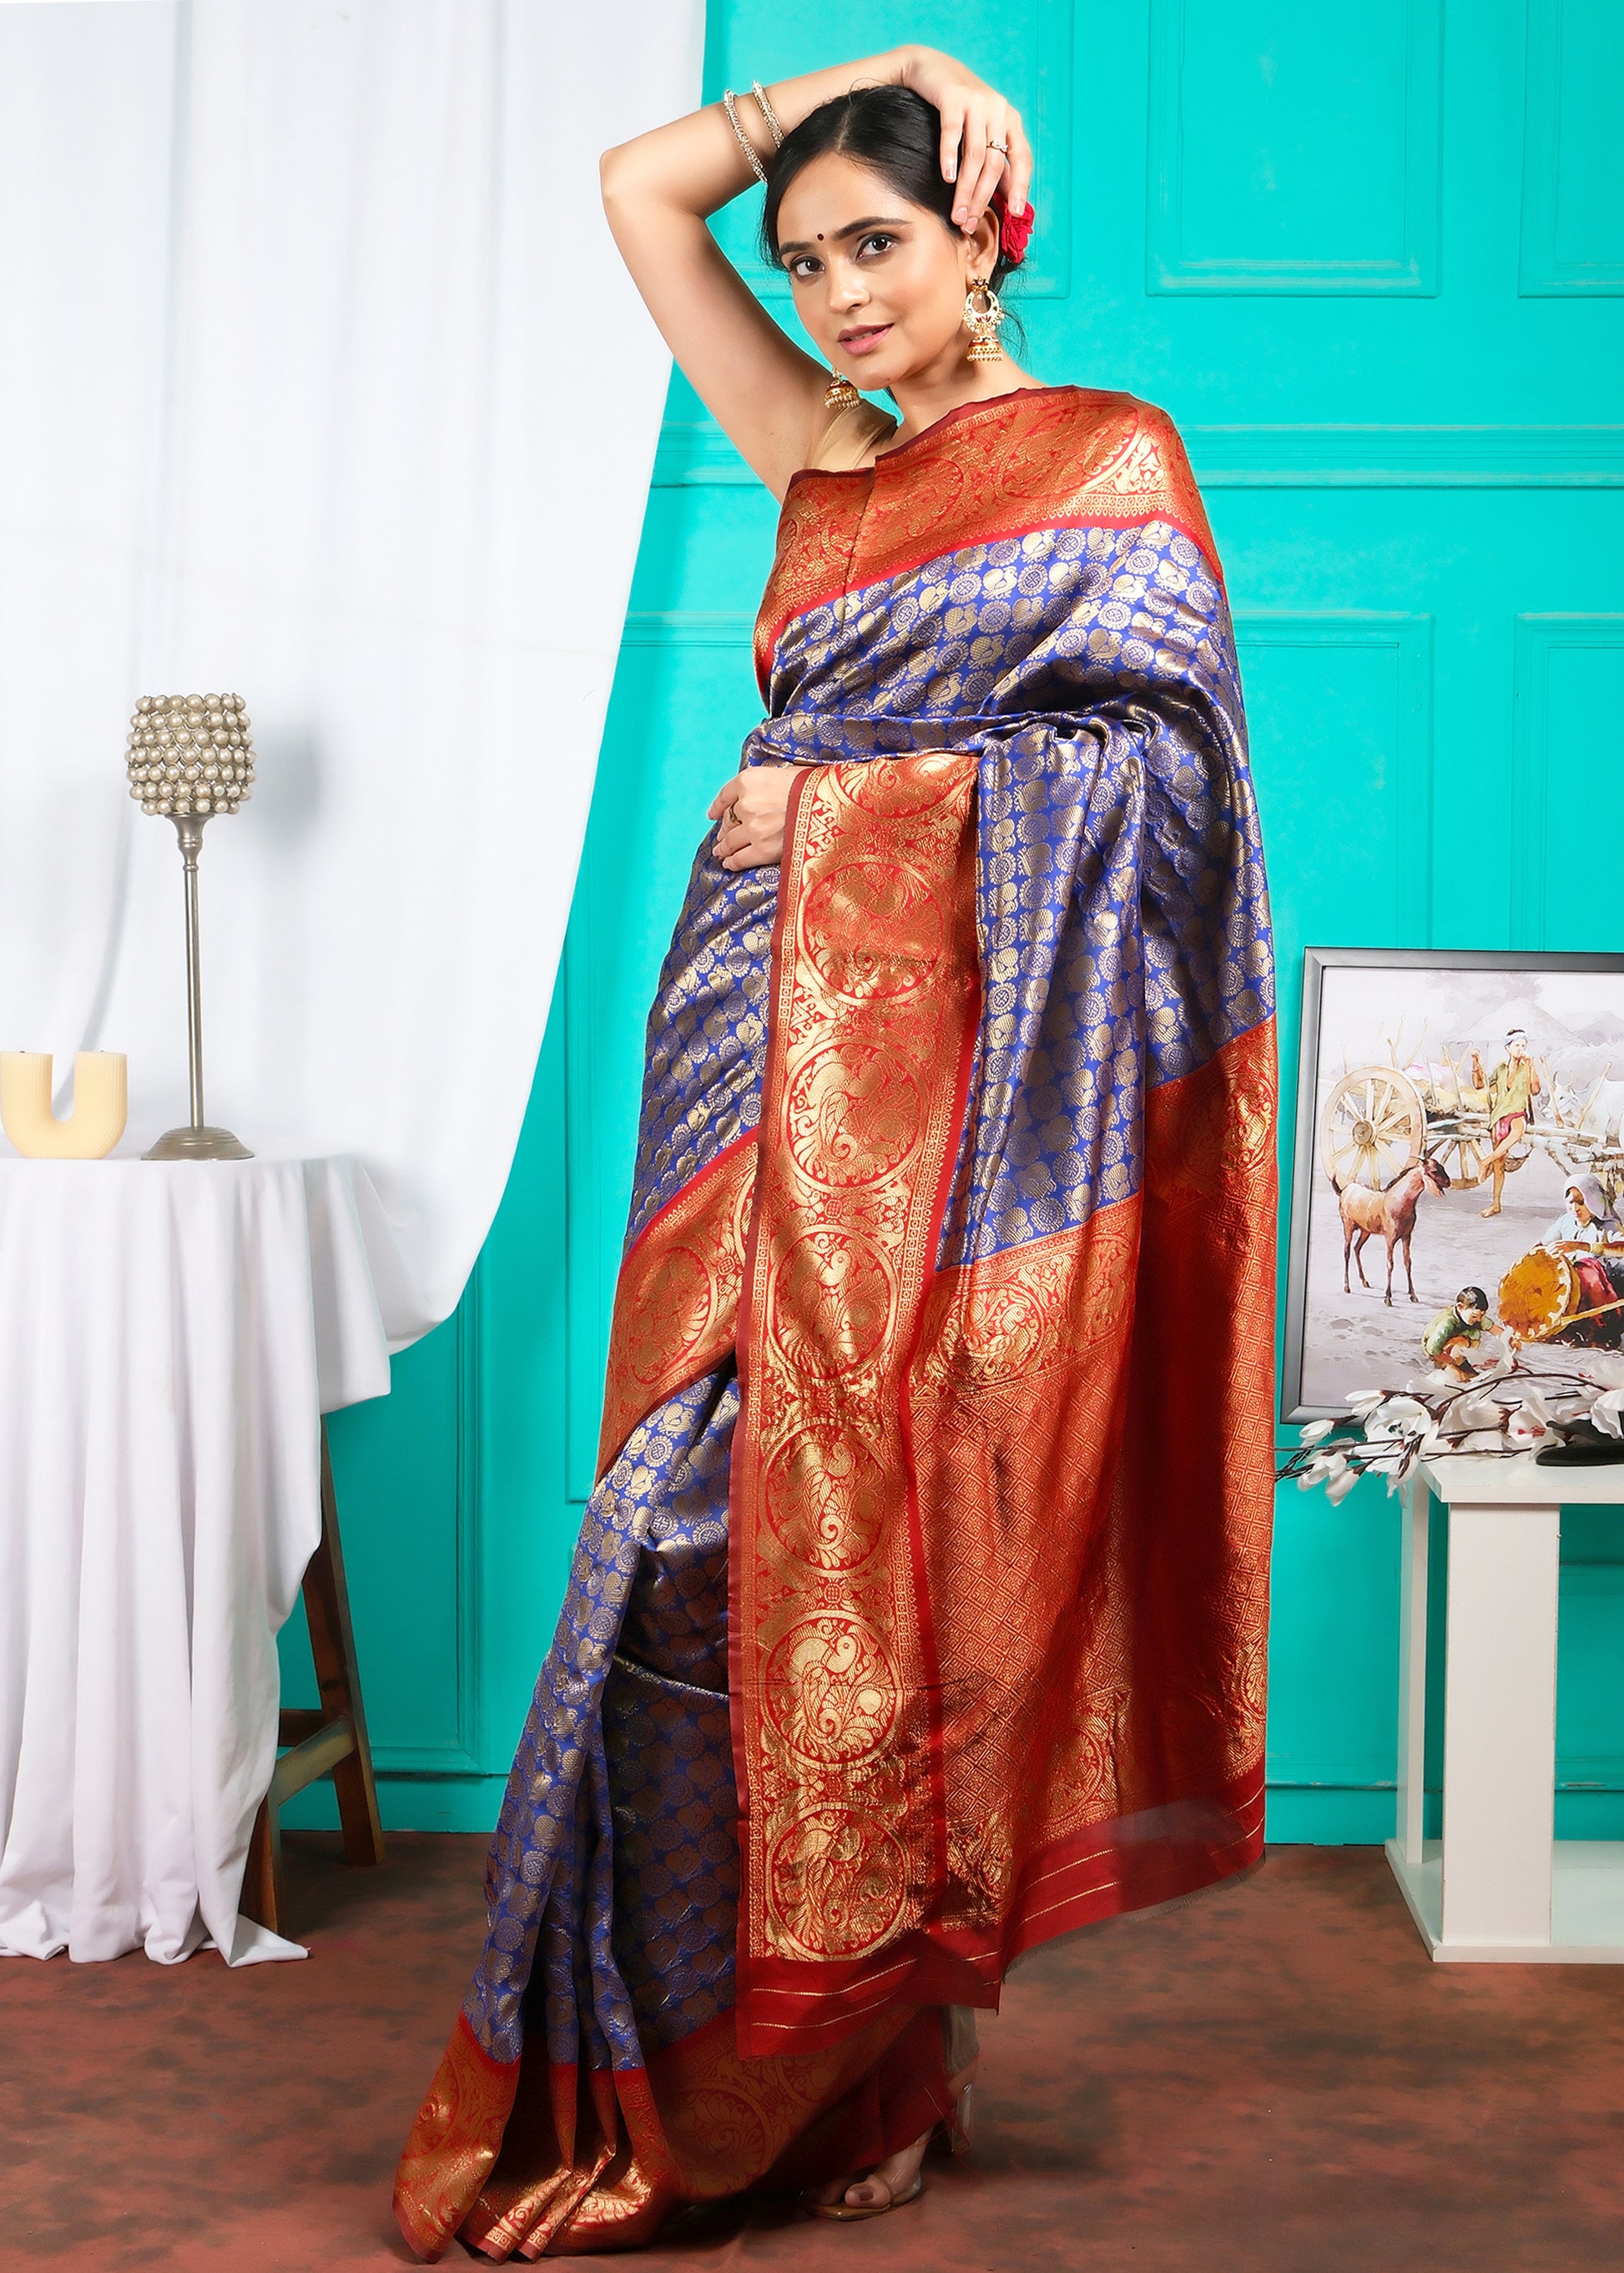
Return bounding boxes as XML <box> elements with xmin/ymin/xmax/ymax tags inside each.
<box><xmin>900</xmin><ymin>48</ymin><xmax>1033</xmax><ymax>234</ymax></box>
<box><xmin>708</xmin><ymin>764</ymin><xmax>799</xmax><ymax>869</ymax></box>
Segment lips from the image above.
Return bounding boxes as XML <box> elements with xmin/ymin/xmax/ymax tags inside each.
<box><xmin>837</xmin><ymin>323</ymin><xmax>892</xmax><ymax>356</ymax></box>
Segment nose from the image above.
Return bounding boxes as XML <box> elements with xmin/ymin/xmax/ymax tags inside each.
<box><xmin>826</xmin><ymin>260</ymin><xmax>869</xmax><ymax>314</ymax></box>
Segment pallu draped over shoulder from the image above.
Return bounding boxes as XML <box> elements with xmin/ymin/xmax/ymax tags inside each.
<box><xmin>395</xmin><ymin>386</ymin><xmax>1278</xmax><ymax>2258</ymax></box>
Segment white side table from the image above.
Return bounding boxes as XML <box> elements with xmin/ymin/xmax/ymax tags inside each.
<box><xmin>0</xmin><ymin>1152</ymin><xmax>417</xmax><ymax>1968</ymax></box>
<box><xmin>1388</xmin><ymin>1451</ymin><xmax>1624</xmax><ymax>1961</ymax></box>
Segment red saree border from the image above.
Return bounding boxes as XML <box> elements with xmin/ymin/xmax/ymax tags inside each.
<box><xmin>731</xmin><ymin>1011</ymin><xmax>1277</xmax><ymax>2059</ymax></box>
<box><xmin>402</xmin><ymin>2000</ymin><xmax>945</xmax><ymax>2260</ymax></box>
<box><xmin>596</xmin><ymin>1129</ymin><xmax>757</xmax><ymax>1479</ymax></box>
<box><xmin>393</xmin><ymin>2012</ymin><xmax>520</xmax><ymax>2261</ymax></box>
<box><xmin>754</xmin><ymin>389</ymin><xmax>1223</xmax><ymax>693</ymax></box>
<box><xmin>728</xmin><ymin>753</ymin><xmax>983</xmax><ymax>2050</ymax></box>
<box><xmin>896</xmin><ymin>955</ymin><xmax>982</xmax><ymax>1923</ymax></box>
<box><xmin>731</xmin><ymin>1757</ymin><xmax>1264</xmax><ymax>2050</ymax></box>
<box><xmin>1006</xmin><ymin>1760</ymin><xmax>1267</xmax><ymax>1957</ymax></box>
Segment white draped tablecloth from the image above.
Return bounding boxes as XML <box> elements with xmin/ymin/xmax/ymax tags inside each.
<box><xmin>0</xmin><ymin>1153</ymin><xmax>420</xmax><ymax>1967</ymax></box>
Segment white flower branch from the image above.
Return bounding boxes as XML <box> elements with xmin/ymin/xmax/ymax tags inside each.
<box><xmin>1278</xmin><ymin>1353</ymin><xmax>1624</xmax><ymax>1502</ymax></box>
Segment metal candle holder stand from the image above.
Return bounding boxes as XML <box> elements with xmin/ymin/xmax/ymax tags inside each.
<box><xmin>125</xmin><ymin>693</ymin><xmax>255</xmax><ymax>1162</ymax></box>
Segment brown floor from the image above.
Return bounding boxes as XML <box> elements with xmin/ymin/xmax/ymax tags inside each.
<box><xmin>3</xmin><ymin>1837</ymin><xmax>1623</xmax><ymax>2270</ymax></box>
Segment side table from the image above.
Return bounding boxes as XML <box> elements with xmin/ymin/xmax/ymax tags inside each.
<box><xmin>0</xmin><ymin>1152</ymin><xmax>419</xmax><ymax>1966</ymax></box>
<box><xmin>1387</xmin><ymin>1450</ymin><xmax>1624</xmax><ymax>1961</ymax></box>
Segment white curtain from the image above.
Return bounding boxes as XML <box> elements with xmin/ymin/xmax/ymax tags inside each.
<box><xmin>0</xmin><ymin>0</ymin><xmax>703</xmax><ymax>1330</ymax></box>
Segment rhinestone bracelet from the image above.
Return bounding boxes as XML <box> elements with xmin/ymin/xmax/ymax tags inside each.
<box><xmin>750</xmin><ymin>80</ymin><xmax>784</xmax><ymax>149</ymax></box>
<box><xmin>722</xmin><ymin>89</ymin><xmax>768</xmax><ymax>185</ymax></box>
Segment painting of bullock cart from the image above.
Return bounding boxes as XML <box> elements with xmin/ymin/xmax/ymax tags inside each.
<box><xmin>1283</xmin><ymin>949</ymin><xmax>1624</xmax><ymax>1420</ymax></box>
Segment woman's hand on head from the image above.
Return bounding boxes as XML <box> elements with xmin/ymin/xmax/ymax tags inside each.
<box><xmin>708</xmin><ymin>764</ymin><xmax>800</xmax><ymax>870</ymax></box>
<box><xmin>898</xmin><ymin>47</ymin><xmax>1033</xmax><ymax>234</ymax></box>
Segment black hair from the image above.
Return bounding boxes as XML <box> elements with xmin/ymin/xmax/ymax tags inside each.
<box><xmin>759</xmin><ymin>83</ymin><xmax>1020</xmax><ymax>298</ymax></box>
<box><xmin>1457</xmin><ymin>1288</ymin><xmax>1489</xmax><ymax>1312</ymax></box>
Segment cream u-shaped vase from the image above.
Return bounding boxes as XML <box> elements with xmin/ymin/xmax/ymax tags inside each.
<box><xmin>0</xmin><ymin>1051</ymin><xmax>129</xmax><ymax>1159</ymax></box>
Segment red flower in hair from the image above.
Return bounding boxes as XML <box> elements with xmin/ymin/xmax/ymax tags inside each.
<box><xmin>991</xmin><ymin>190</ymin><xmax>1036</xmax><ymax>267</ymax></box>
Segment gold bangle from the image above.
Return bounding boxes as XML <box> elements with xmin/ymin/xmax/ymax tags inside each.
<box><xmin>722</xmin><ymin>89</ymin><xmax>768</xmax><ymax>185</ymax></box>
<box><xmin>749</xmin><ymin>80</ymin><xmax>784</xmax><ymax>149</ymax></box>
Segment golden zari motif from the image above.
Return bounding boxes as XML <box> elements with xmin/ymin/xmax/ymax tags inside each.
<box><xmin>597</xmin><ymin>1135</ymin><xmax>756</xmax><ymax>1477</ymax></box>
<box><xmin>755</xmin><ymin>388</ymin><xmax>1222</xmax><ymax>688</ymax></box>
<box><xmin>446</xmin><ymin>2005</ymin><xmax>924</xmax><ymax>2256</ymax></box>
<box><xmin>392</xmin><ymin>2017</ymin><xmax>520</xmax><ymax>2261</ymax></box>
<box><xmin>734</xmin><ymin>755</ymin><xmax>981</xmax><ymax>1973</ymax></box>
<box><xmin>911</xmin><ymin>1019</ymin><xmax>1277</xmax><ymax>1949</ymax></box>
<box><xmin>909</xmin><ymin>1198</ymin><xmax>1146</xmax><ymax>1919</ymax></box>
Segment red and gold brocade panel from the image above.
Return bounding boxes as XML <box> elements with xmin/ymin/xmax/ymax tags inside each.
<box><xmin>729</xmin><ymin>743</ymin><xmax>1277</xmax><ymax>2044</ymax></box>
<box><xmin>394</xmin><ymin>2017</ymin><xmax>521</xmax><ymax>2261</ymax></box>
<box><xmin>731</xmin><ymin>754</ymin><xmax>981</xmax><ymax>1989</ymax></box>
<box><xmin>911</xmin><ymin>1015</ymin><xmax>1279</xmax><ymax>1949</ymax></box>
<box><xmin>399</xmin><ymin>2005</ymin><xmax>945</xmax><ymax>2260</ymax></box>
<box><xmin>596</xmin><ymin>1136</ymin><xmax>755</xmax><ymax>1478</ymax></box>
<box><xmin>754</xmin><ymin>387</ymin><xmax>1223</xmax><ymax>688</ymax></box>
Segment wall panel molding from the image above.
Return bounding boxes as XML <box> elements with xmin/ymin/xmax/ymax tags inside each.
<box><xmin>371</xmin><ymin>1278</ymin><xmax>485</xmax><ymax>1777</ymax></box>
<box><xmin>1147</xmin><ymin>0</ymin><xmax>1441</xmax><ymax>296</ymax></box>
<box><xmin>1511</xmin><ymin>614</ymin><xmax>1624</xmax><ymax>947</ymax></box>
<box><xmin>1520</xmin><ymin>0</ymin><xmax>1624</xmax><ymax>295</ymax></box>
<box><xmin>1189</xmin><ymin>425</ymin><xmax>1624</xmax><ymax>486</ymax></box>
<box><xmin>619</xmin><ymin>608</ymin><xmax>757</xmax><ymax>645</ymax></box>
<box><xmin>653</xmin><ymin>421</ymin><xmax>1624</xmax><ymax>491</ymax></box>
<box><xmin>1233</xmin><ymin>610</ymin><xmax>1435</xmax><ymax>948</ymax></box>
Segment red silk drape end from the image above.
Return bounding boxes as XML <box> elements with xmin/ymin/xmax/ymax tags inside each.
<box><xmin>393</xmin><ymin>2012</ymin><xmax>521</xmax><ymax>2261</ymax></box>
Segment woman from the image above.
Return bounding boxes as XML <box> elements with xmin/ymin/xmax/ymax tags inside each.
<box><xmin>395</xmin><ymin>43</ymin><xmax>1276</xmax><ymax>2257</ymax></box>
<box><xmin>1541</xmin><ymin>1177</ymin><xmax>1624</xmax><ymax>1348</ymax></box>
<box><xmin>1544</xmin><ymin>1178</ymin><xmax>1621</xmax><ymax>1256</ymax></box>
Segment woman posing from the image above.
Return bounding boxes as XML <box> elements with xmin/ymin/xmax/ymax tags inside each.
<box><xmin>396</xmin><ymin>43</ymin><xmax>1277</xmax><ymax>2257</ymax></box>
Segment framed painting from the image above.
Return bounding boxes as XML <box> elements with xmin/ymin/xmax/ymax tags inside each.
<box><xmin>1282</xmin><ymin>948</ymin><xmax>1624</xmax><ymax>1422</ymax></box>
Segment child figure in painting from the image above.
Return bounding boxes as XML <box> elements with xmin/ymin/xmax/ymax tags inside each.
<box><xmin>1423</xmin><ymin>1286</ymin><xmax>1491</xmax><ymax>1383</ymax></box>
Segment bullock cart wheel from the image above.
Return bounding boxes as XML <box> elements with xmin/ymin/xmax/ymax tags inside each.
<box><xmin>1319</xmin><ymin>1066</ymin><xmax>1426</xmax><ymax>1192</ymax></box>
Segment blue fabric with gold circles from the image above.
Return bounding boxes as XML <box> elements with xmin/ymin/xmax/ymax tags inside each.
<box><xmin>463</xmin><ymin>493</ymin><xmax>1270</xmax><ymax>2079</ymax></box>
<box><xmin>623</xmin><ymin>515</ymin><xmax>1270</xmax><ymax>1268</ymax></box>
<box><xmin>464</xmin><ymin>1365</ymin><xmax>739</xmax><ymax>2067</ymax></box>
<box><xmin>623</xmin><ymin>860</ymin><xmax>774</xmax><ymax>1252</ymax></box>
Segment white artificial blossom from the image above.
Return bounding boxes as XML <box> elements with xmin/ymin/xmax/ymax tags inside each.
<box><xmin>1279</xmin><ymin>1357</ymin><xmax>1624</xmax><ymax>1501</ymax></box>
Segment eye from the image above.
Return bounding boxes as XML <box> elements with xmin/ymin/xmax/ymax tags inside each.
<box><xmin>856</xmin><ymin>232</ymin><xmax>897</xmax><ymax>260</ymax></box>
<box><xmin>786</xmin><ymin>254</ymin><xmax>823</xmax><ymax>282</ymax></box>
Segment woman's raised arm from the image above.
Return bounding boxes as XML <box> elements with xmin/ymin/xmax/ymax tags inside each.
<box><xmin>599</xmin><ymin>46</ymin><xmax>1031</xmax><ymax>499</ymax></box>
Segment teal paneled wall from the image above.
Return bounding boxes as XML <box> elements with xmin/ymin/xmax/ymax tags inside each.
<box><xmin>282</xmin><ymin>0</ymin><xmax>1624</xmax><ymax>1842</ymax></box>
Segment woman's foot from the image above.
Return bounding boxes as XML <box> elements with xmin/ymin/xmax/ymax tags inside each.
<box><xmin>809</xmin><ymin>2059</ymin><xmax>976</xmax><ymax>2219</ymax></box>
<box><xmin>812</xmin><ymin>2133</ymin><xmax>931</xmax><ymax>2216</ymax></box>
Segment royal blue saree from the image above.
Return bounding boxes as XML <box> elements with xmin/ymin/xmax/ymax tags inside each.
<box><xmin>396</xmin><ymin>386</ymin><xmax>1277</xmax><ymax>2257</ymax></box>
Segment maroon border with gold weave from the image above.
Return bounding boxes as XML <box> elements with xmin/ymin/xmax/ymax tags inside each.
<box><xmin>726</xmin><ymin>753</ymin><xmax>984</xmax><ymax>2054</ymax></box>
<box><xmin>754</xmin><ymin>387</ymin><xmax>1223</xmax><ymax>694</ymax></box>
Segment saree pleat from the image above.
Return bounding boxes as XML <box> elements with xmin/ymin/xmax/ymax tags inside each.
<box><xmin>396</xmin><ymin>386</ymin><xmax>1275</xmax><ymax>2257</ymax></box>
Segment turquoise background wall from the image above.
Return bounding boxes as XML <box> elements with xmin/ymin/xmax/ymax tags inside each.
<box><xmin>283</xmin><ymin>0</ymin><xmax>1624</xmax><ymax>1842</ymax></box>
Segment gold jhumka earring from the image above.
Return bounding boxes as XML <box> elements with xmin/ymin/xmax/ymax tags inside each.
<box><xmin>963</xmin><ymin>276</ymin><xmax>1006</xmax><ymax>364</ymax></box>
<box><xmin>824</xmin><ymin>370</ymin><xmax>862</xmax><ymax>411</ymax></box>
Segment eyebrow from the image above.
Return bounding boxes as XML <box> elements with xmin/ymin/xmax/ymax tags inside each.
<box><xmin>776</xmin><ymin>214</ymin><xmax>910</xmax><ymax>259</ymax></box>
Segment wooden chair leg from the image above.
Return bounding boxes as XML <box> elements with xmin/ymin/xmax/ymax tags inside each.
<box><xmin>305</xmin><ymin>1424</ymin><xmax>386</xmax><ymax>1868</ymax></box>
<box><xmin>241</xmin><ymin>1419</ymin><xmax>385</xmax><ymax>1936</ymax></box>
<box><xmin>244</xmin><ymin>1785</ymin><xmax>285</xmax><ymax>1938</ymax></box>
